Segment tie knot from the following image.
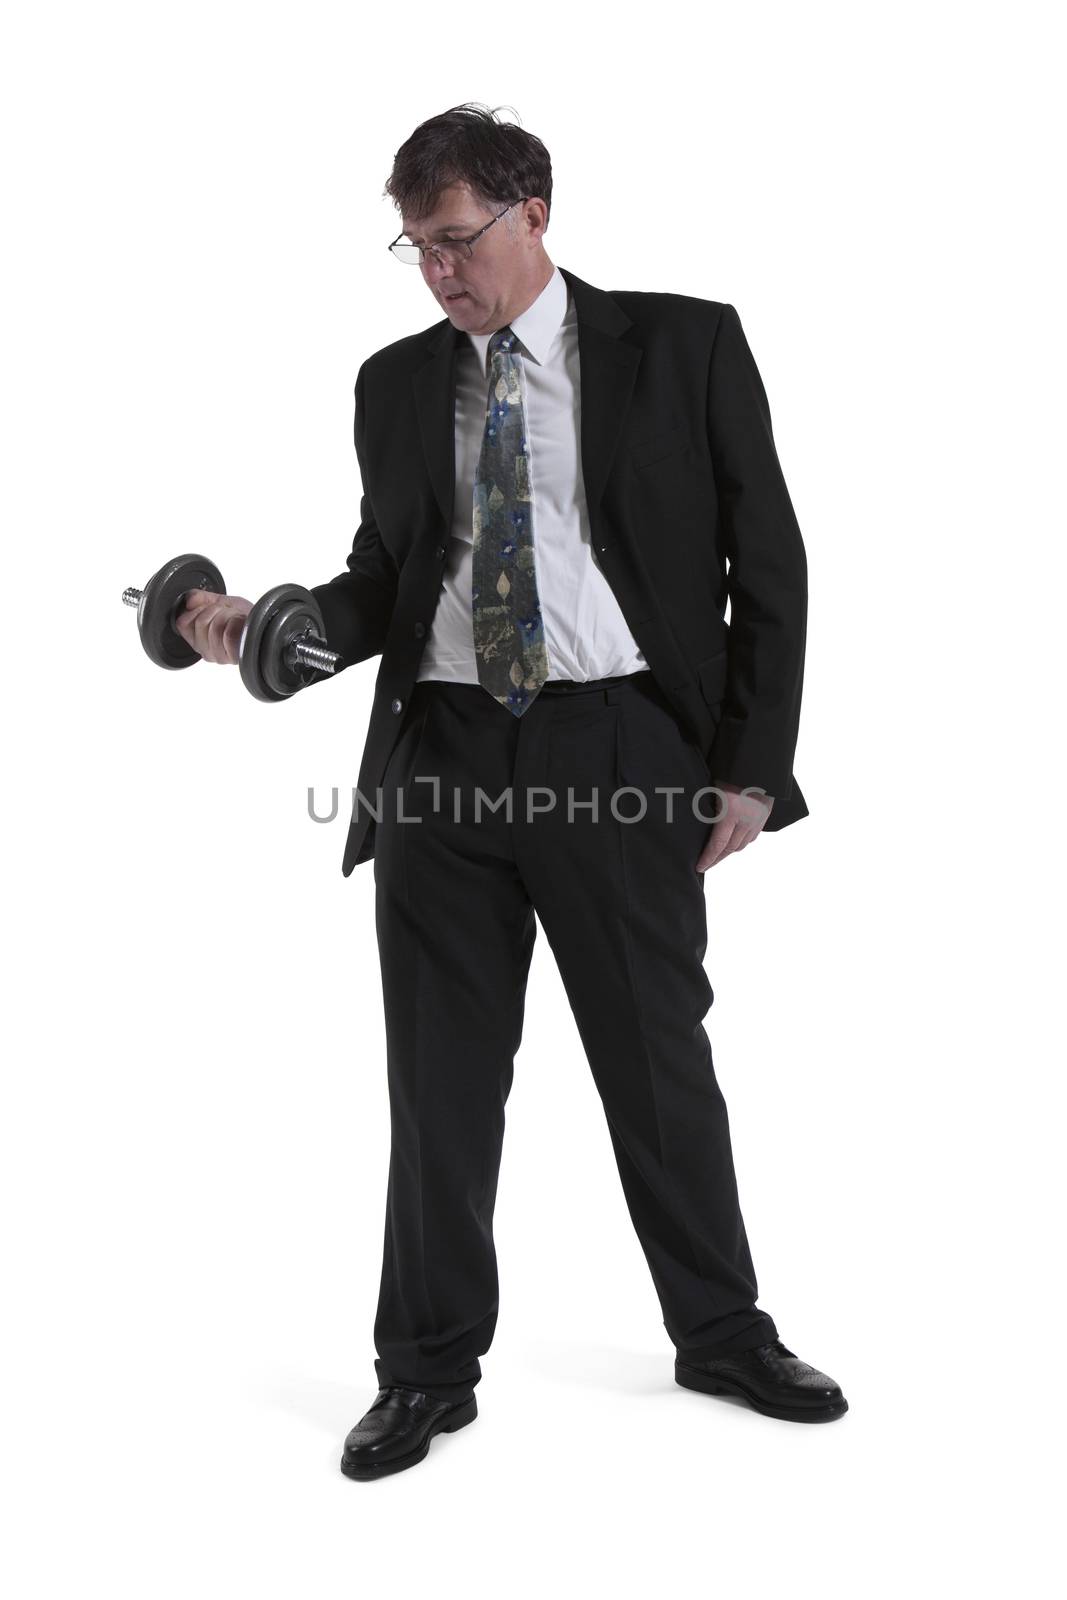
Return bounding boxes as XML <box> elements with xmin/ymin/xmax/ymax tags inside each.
<box><xmin>489</xmin><ymin>325</ymin><xmax>517</xmax><ymax>358</ymax></box>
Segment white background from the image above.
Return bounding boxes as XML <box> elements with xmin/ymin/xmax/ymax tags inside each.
<box><xmin>2</xmin><ymin>1</ymin><xmax>1063</xmax><ymax>1594</ymax></box>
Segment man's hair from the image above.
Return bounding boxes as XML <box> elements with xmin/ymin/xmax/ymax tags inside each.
<box><xmin>384</xmin><ymin>102</ymin><xmax>552</xmax><ymax>233</ymax></box>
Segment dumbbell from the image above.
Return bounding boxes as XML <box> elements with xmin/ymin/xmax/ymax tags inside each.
<box><xmin>122</xmin><ymin>552</ymin><xmax>344</xmax><ymax>702</ymax></box>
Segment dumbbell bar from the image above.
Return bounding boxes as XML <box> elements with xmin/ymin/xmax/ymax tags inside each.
<box><xmin>122</xmin><ymin>552</ymin><xmax>344</xmax><ymax>702</ymax></box>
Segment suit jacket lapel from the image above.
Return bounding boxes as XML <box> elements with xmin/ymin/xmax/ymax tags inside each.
<box><xmin>410</xmin><ymin>264</ymin><xmax>641</xmax><ymax>532</ymax></box>
<box><xmin>559</xmin><ymin>265</ymin><xmax>642</xmax><ymax>512</ymax></box>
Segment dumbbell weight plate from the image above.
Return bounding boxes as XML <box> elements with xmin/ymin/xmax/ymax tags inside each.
<box><xmin>239</xmin><ymin>583</ymin><xmax>328</xmax><ymax>702</ymax></box>
<box><xmin>138</xmin><ymin>553</ymin><xmax>227</xmax><ymax>669</ymax></box>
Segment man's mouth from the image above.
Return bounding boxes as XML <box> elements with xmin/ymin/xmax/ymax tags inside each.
<box><xmin>444</xmin><ymin>290</ymin><xmax>469</xmax><ymax>302</ymax></box>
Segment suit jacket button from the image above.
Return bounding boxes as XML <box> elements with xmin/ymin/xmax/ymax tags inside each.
<box><xmin>435</xmin><ymin>544</ymin><xmax>446</xmax><ymax>559</ymax></box>
<box><xmin>391</xmin><ymin>697</ymin><xmax>403</xmax><ymax>715</ymax></box>
<box><xmin>414</xmin><ymin>621</ymin><xmax>426</xmax><ymax>637</ymax></box>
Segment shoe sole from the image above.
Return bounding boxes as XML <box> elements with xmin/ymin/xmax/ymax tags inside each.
<box><xmin>339</xmin><ymin>1394</ymin><xmax>478</xmax><ymax>1480</ymax></box>
<box><xmin>674</xmin><ymin>1360</ymin><xmax>848</xmax><ymax>1423</ymax></box>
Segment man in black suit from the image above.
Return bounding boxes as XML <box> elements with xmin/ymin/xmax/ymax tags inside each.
<box><xmin>179</xmin><ymin>104</ymin><xmax>847</xmax><ymax>1479</ymax></box>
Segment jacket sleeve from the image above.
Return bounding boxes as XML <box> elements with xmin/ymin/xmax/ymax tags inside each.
<box><xmin>705</xmin><ymin>303</ymin><xmax>807</xmax><ymax>802</ymax></box>
<box><xmin>309</xmin><ymin>360</ymin><xmax>398</xmax><ymax>668</ymax></box>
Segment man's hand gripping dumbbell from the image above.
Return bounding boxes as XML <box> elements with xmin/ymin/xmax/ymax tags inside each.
<box><xmin>175</xmin><ymin>587</ymin><xmax>253</xmax><ymax>665</ymax></box>
<box><xmin>122</xmin><ymin>553</ymin><xmax>344</xmax><ymax>701</ymax></box>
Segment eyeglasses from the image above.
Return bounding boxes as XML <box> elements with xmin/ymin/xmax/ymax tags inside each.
<box><xmin>389</xmin><ymin>199</ymin><xmax>530</xmax><ymax>266</ymax></box>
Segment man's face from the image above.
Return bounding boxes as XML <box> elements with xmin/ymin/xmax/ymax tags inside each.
<box><xmin>399</xmin><ymin>182</ymin><xmax>542</xmax><ymax>335</ymax></box>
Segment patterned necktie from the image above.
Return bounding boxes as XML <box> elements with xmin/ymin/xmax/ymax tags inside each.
<box><xmin>471</xmin><ymin>325</ymin><xmax>549</xmax><ymax>715</ymax></box>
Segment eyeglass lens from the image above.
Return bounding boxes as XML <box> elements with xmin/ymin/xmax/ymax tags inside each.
<box><xmin>392</xmin><ymin>241</ymin><xmax>472</xmax><ymax>265</ymax></box>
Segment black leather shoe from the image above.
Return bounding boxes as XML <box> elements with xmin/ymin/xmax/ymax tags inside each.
<box><xmin>675</xmin><ymin>1339</ymin><xmax>848</xmax><ymax>1422</ymax></box>
<box><xmin>340</xmin><ymin>1385</ymin><xmax>478</xmax><ymax>1480</ymax></box>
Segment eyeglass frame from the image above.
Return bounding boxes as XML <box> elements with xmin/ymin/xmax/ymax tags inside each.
<box><xmin>388</xmin><ymin>198</ymin><xmax>531</xmax><ymax>266</ymax></box>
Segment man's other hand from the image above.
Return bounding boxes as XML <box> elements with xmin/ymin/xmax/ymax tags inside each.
<box><xmin>697</xmin><ymin>782</ymin><xmax>774</xmax><ymax>872</ymax></box>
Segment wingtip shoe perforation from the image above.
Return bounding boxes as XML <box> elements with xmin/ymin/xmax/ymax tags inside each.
<box><xmin>674</xmin><ymin>1339</ymin><xmax>848</xmax><ymax>1422</ymax></box>
<box><xmin>340</xmin><ymin>1385</ymin><xmax>479</xmax><ymax>1480</ymax></box>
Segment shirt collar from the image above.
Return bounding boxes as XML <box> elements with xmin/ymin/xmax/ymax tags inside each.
<box><xmin>466</xmin><ymin>264</ymin><xmax>569</xmax><ymax>374</ymax></box>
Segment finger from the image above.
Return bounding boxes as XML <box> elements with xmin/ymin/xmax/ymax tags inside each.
<box><xmin>698</xmin><ymin>819</ymin><xmax>736</xmax><ymax>871</ymax></box>
<box><xmin>204</xmin><ymin>604</ymin><xmax>238</xmax><ymax>663</ymax></box>
<box><xmin>180</xmin><ymin>600</ymin><xmax>225</xmax><ymax>660</ymax></box>
<box><xmin>741</xmin><ymin>812</ymin><xmax>771</xmax><ymax>846</ymax></box>
<box><xmin>713</xmin><ymin>819</ymin><xmax>740</xmax><ymax>863</ymax></box>
<box><xmin>174</xmin><ymin>602</ymin><xmax>217</xmax><ymax>651</ymax></box>
<box><xmin>222</xmin><ymin>613</ymin><xmax>246</xmax><ymax>665</ymax></box>
<box><xmin>177</xmin><ymin>589</ymin><xmax>221</xmax><ymax>635</ymax></box>
<box><xmin>720</xmin><ymin>818</ymin><xmax>750</xmax><ymax>858</ymax></box>
<box><xmin>202</xmin><ymin>600</ymin><xmax>246</xmax><ymax>661</ymax></box>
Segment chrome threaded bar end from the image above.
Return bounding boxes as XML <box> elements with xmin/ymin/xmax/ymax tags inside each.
<box><xmin>293</xmin><ymin>639</ymin><xmax>343</xmax><ymax>675</ymax></box>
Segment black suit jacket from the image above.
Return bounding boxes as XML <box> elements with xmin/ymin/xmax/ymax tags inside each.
<box><xmin>311</xmin><ymin>264</ymin><xmax>809</xmax><ymax>876</ymax></box>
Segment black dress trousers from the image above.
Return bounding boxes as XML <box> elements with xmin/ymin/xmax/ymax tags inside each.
<box><xmin>369</xmin><ymin>668</ymin><xmax>778</xmax><ymax>1402</ymax></box>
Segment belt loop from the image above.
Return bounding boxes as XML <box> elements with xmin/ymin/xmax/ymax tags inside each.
<box><xmin>604</xmin><ymin>686</ymin><xmax>621</xmax><ymax>706</ymax></box>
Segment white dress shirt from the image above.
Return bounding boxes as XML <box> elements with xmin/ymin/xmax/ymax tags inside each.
<box><xmin>416</xmin><ymin>263</ymin><xmax>649</xmax><ymax>685</ymax></box>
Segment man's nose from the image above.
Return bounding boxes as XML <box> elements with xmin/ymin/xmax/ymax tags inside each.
<box><xmin>423</xmin><ymin>253</ymin><xmax>454</xmax><ymax>284</ymax></box>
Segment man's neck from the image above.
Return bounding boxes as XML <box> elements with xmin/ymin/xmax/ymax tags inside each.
<box><xmin>498</xmin><ymin>257</ymin><xmax>555</xmax><ymax>327</ymax></box>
